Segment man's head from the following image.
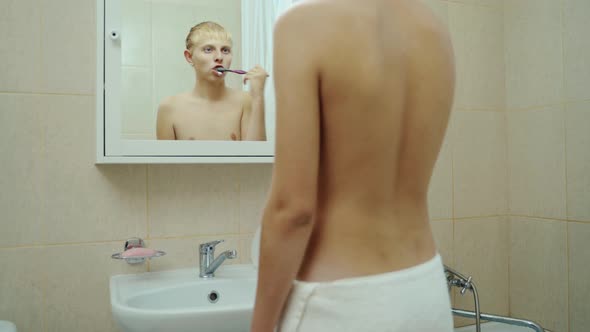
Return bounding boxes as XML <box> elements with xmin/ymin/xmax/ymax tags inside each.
<box><xmin>184</xmin><ymin>21</ymin><xmax>233</xmax><ymax>80</ymax></box>
<box><xmin>185</xmin><ymin>21</ymin><xmax>233</xmax><ymax>51</ymax></box>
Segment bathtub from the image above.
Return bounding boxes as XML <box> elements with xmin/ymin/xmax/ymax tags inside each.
<box><xmin>455</xmin><ymin>322</ymin><xmax>543</xmax><ymax>332</ymax></box>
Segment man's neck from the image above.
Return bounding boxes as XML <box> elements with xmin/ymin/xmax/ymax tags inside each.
<box><xmin>193</xmin><ymin>77</ymin><xmax>227</xmax><ymax>101</ymax></box>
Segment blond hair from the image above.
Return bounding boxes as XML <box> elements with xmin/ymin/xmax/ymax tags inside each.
<box><xmin>185</xmin><ymin>21</ymin><xmax>233</xmax><ymax>51</ymax></box>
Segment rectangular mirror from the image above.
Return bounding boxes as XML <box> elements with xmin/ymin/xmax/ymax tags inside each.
<box><xmin>97</xmin><ymin>0</ymin><xmax>292</xmax><ymax>163</ymax></box>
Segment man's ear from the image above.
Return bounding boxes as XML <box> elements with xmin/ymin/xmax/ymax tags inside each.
<box><xmin>184</xmin><ymin>50</ymin><xmax>194</xmax><ymax>66</ymax></box>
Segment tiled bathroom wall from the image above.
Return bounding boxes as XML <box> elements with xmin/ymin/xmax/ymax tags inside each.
<box><xmin>422</xmin><ymin>0</ymin><xmax>510</xmax><ymax>327</ymax></box>
<box><xmin>505</xmin><ymin>0</ymin><xmax>590</xmax><ymax>331</ymax></box>
<box><xmin>0</xmin><ymin>0</ymin><xmax>587</xmax><ymax>331</ymax></box>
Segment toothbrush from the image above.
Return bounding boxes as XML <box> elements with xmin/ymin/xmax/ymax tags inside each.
<box><xmin>216</xmin><ymin>68</ymin><xmax>248</xmax><ymax>75</ymax></box>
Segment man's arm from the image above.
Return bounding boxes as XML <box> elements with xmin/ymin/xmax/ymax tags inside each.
<box><xmin>241</xmin><ymin>92</ymin><xmax>266</xmax><ymax>141</ymax></box>
<box><xmin>250</xmin><ymin>6</ymin><xmax>321</xmax><ymax>332</ymax></box>
<box><xmin>156</xmin><ymin>101</ymin><xmax>176</xmax><ymax>140</ymax></box>
<box><xmin>241</xmin><ymin>65</ymin><xmax>268</xmax><ymax>141</ymax></box>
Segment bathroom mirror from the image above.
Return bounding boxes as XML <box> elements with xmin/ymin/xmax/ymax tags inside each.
<box><xmin>97</xmin><ymin>0</ymin><xmax>294</xmax><ymax>163</ymax></box>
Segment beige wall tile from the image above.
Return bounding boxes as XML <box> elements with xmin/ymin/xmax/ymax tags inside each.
<box><xmin>151</xmin><ymin>1</ymin><xmax>199</xmax><ymax>69</ymax></box>
<box><xmin>42</xmin><ymin>163</ymin><xmax>148</xmax><ymax>243</ymax></box>
<box><xmin>43</xmin><ymin>243</ymin><xmax>147</xmax><ymax>332</ymax></box>
<box><xmin>41</xmin><ymin>95</ymin><xmax>147</xmax><ymax>244</ymax></box>
<box><xmin>505</xmin><ymin>0</ymin><xmax>563</xmax><ymax>110</ymax></box>
<box><xmin>566</xmin><ymin>102</ymin><xmax>590</xmax><ymax>221</ymax></box>
<box><xmin>453</xmin><ymin>217</ymin><xmax>509</xmax><ymax>317</ymax></box>
<box><xmin>453</xmin><ymin>111</ymin><xmax>507</xmax><ymax>218</ymax></box>
<box><xmin>569</xmin><ymin>222</ymin><xmax>590</xmax><ymax>332</ymax></box>
<box><xmin>151</xmin><ymin>3</ymin><xmax>210</xmax><ymax>118</ymax></box>
<box><xmin>449</xmin><ymin>3</ymin><xmax>505</xmax><ymax>110</ymax></box>
<box><xmin>121</xmin><ymin>66</ymin><xmax>154</xmax><ymax>136</ymax></box>
<box><xmin>148</xmin><ymin>165</ymin><xmax>240</xmax><ymax>237</ymax></box>
<box><xmin>510</xmin><ymin>217</ymin><xmax>568</xmax><ymax>332</ymax></box>
<box><xmin>0</xmin><ymin>0</ymin><xmax>42</xmax><ymax>92</ymax></box>
<box><xmin>238</xmin><ymin>164</ymin><xmax>272</xmax><ymax>234</ymax></box>
<box><xmin>0</xmin><ymin>248</ymin><xmax>45</xmax><ymax>332</ymax></box>
<box><xmin>431</xmin><ymin>220</ymin><xmax>454</xmax><ymax>267</ymax></box>
<box><xmin>40</xmin><ymin>0</ymin><xmax>96</xmax><ymax>94</ymax></box>
<box><xmin>0</xmin><ymin>94</ymin><xmax>45</xmax><ymax>247</ymax></box>
<box><xmin>564</xmin><ymin>0</ymin><xmax>590</xmax><ymax>101</ymax></box>
<box><xmin>238</xmin><ymin>233</ymin><xmax>255</xmax><ymax>265</ymax></box>
<box><xmin>152</xmin><ymin>63</ymin><xmax>194</xmax><ymax>114</ymax></box>
<box><xmin>429</xmin><ymin>127</ymin><xmax>453</xmax><ymax>220</ymax></box>
<box><xmin>507</xmin><ymin>107</ymin><xmax>567</xmax><ymax>219</ymax></box>
<box><xmin>149</xmin><ymin>235</ymin><xmax>241</xmax><ymax>272</ymax></box>
<box><xmin>122</xmin><ymin>0</ymin><xmax>152</xmax><ymax>67</ymax></box>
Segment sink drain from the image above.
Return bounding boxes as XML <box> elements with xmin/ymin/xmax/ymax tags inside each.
<box><xmin>208</xmin><ymin>290</ymin><xmax>220</xmax><ymax>304</ymax></box>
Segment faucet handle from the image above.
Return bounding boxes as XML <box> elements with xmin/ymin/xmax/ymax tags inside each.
<box><xmin>199</xmin><ymin>239</ymin><xmax>224</xmax><ymax>253</ymax></box>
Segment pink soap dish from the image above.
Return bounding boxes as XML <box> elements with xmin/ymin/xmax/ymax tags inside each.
<box><xmin>113</xmin><ymin>247</ymin><xmax>166</xmax><ymax>259</ymax></box>
<box><xmin>112</xmin><ymin>247</ymin><xmax>166</xmax><ymax>264</ymax></box>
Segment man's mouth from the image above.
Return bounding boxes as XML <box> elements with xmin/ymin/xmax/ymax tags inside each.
<box><xmin>212</xmin><ymin>66</ymin><xmax>225</xmax><ymax>76</ymax></box>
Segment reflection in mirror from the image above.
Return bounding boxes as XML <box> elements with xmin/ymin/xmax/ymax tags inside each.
<box><xmin>120</xmin><ymin>0</ymin><xmax>267</xmax><ymax>141</ymax></box>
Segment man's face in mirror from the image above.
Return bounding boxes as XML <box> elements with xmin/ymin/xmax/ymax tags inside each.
<box><xmin>185</xmin><ymin>39</ymin><xmax>233</xmax><ymax>81</ymax></box>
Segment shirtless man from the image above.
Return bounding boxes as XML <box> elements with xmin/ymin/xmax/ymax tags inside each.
<box><xmin>252</xmin><ymin>0</ymin><xmax>455</xmax><ymax>331</ymax></box>
<box><xmin>156</xmin><ymin>21</ymin><xmax>267</xmax><ymax>141</ymax></box>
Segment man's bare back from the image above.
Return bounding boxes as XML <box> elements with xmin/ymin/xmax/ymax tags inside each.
<box><xmin>295</xmin><ymin>0</ymin><xmax>455</xmax><ymax>282</ymax></box>
<box><xmin>157</xmin><ymin>89</ymin><xmax>247</xmax><ymax>141</ymax></box>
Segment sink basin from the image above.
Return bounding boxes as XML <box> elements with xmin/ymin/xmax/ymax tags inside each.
<box><xmin>110</xmin><ymin>264</ymin><xmax>257</xmax><ymax>332</ymax></box>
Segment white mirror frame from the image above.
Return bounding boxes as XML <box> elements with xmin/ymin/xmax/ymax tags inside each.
<box><xmin>96</xmin><ymin>0</ymin><xmax>275</xmax><ymax>164</ymax></box>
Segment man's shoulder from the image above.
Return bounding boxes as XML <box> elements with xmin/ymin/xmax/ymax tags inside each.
<box><xmin>273</xmin><ymin>1</ymin><xmax>337</xmax><ymax>62</ymax></box>
<box><xmin>281</xmin><ymin>0</ymin><xmax>334</xmax><ymax>17</ymax></box>
<box><xmin>275</xmin><ymin>1</ymin><xmax>335</xmax><ymax>35</ymax></box>
<box><xmin>158</xmin><ymin>93</ymin><xmax>190</xmax><ymax>112</ymax></box>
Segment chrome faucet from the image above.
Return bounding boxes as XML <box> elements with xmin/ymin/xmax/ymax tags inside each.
<box><xmin>199</xmin><ymin>240</ymin><xmax>237</xmax><ymax>278</ymax></box>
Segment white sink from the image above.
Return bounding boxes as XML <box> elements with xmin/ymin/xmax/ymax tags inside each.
<box><xmin>110</xmin><ymin>264</ymin><xmax>257</xmax><ymax>332</ymax></box>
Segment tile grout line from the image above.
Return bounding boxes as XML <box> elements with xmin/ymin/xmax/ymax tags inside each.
<box><xmin>505</xmin><ymin>109</ymin><xmax>512</xmax><ymax>316</ymax></box>
<box><xmin>0</xmin><ymin>91</ymin><xmax>94</xmax><ymax>97</ymax></box>
<box><xmin>39</xmin><ymin>2</ymin><xmax>48</xmax><ymax>330</ymax></box>
<box><xmin>454</xmin><ymin>215</ymin><xmax>506</xmax><ymax>221</ymax></box>
<box><xmin>504</xmin><ymin>100</ymin><xmax>513</xmax><ymax>318</ymax></box>
<box><xmin>502</xmin><ymin>0</ymin><xmax>512</xmax><ymax>316</ymax></box>
<box><xmin>0</xmin><ymin>232</ymin><xmax>253</xmax><ymax>250</ymax></box>
<box><xmin>149</xmin><ymin>1</ymin><xmax>157</xmax><ymax>140</ymax></box>
<box><xmin>146</xmin><ymin>166</ymin><xmax>151</xmax><ymax>240</ymax></box>
<box><xmin>450</xmin><ymin>111</ymin><xmax>456</xmax><ymax>269</ymax></box>
<box><xmin>566</xmin><ymin>222</ymin><xmax>572</xmax><ymax>332</ymax></box>
<box><xmin>449</xmin><ymin>99</ymin><xmax>456</xmax><ymax>316</ymax></box>
<box><xmin>509</xmin><ymin>214</ymin><xmax>569</xmax><ymax>223</ymax></box>
<box><xmin>506</xmin><ymin>102</ymin><xmax>566</xmax><ymax>112</ymax></box>
<box><xmin>507</xmin><ymin>214</ymin><xmax>512</xmax><ymax>316</ymax></box>
<box><xmin>560</xmin><ymin>2</ymin><xmax>571</xmax><ymax>330</ymax></box>
<box><xmin>39</xmin><ymin>0</ymin><xmax>45</xmax><ymax>96</ymax></box>
<box><xmin>561</xmin><ymin>0</ymin><xmax>569</xmax><ymax>225</ymax></box>
<box><xmin>507</xmin><ymin>215</ymin><xmax>590</xmax><ymax>224</ymax></box>
<box><xmin>146</xmin><ymin>165</ymin><xmax>151</xmax><ymax>271</ymax></box>
<box><xmin>237</xmin><ymin>165</ymin><xmax>242</xmax><ymax>235</ymax></box>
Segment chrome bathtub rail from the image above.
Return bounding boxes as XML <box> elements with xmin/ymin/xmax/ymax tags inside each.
<box><xmin>444</xmin><ymin>265</ymin><xmax>547</xmax><ymax>332</ymax></box>
<box><xmin>452</xmin><ymin>309</ymin><xmax>547</xmax><ymax>332</ymax></box>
